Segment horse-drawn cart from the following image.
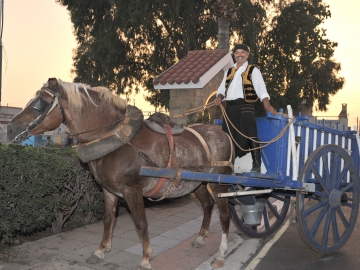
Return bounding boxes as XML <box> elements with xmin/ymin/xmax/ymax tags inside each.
<box><xmin>140</xmin><ymin>106</ymin><xmax>360</xmax><ymax>254</ymax></box>
<box><xmin>8</xmin><ymin>80</ymin><xmax>360</xmax><ymax>268</ymax></box>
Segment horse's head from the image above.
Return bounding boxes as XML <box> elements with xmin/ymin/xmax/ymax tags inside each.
<box><xmin>7</xmin><ymin>78</ymin><xmax>66</xmax><ymax>144</ymax></box>
<box><xmin>7</xmin><ymin>78</ymin><xmax>129</xmax><ymax>144</ymax></box>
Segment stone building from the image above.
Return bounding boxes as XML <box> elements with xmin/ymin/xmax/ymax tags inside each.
<box><xmin>0</xmin><ymin>106</ymin><xmax>22</xmax><ymax>143</ymax></box>
<box><xmin>153</xmin><ymin>49</ymin><xmax>233</xmax><ymax>125</ymax></box>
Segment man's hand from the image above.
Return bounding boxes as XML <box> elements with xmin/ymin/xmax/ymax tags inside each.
<box><xmin>262</xmin><ymin>98</ymin><xmax>278</xmax><ymax>116</ymax></box>
<box><xmin>214</xmin><ymin>94</ymin><xmax>224</xmax><ymax>106</ymax></box>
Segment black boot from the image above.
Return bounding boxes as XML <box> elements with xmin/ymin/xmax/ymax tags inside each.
<box><xmin>249</xmin><ymin>138</ymin><xmax>261</xmax><ymax>173</ymax></box>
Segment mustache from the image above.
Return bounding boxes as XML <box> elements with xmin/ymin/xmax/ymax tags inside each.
<box><xmin>235</xmin><ymin>55</ymin><xmax>244</xmax><ymax>59</ymax></box>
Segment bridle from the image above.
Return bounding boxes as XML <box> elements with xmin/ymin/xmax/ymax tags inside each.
<box><xmin>13</xmin><ymin>85</ymin><xmax>66</xmax><ymax>142</ymax></box>
<box><xmin>13</xmin><ymin>84</ymin><xmax>126</xmax><ymax>143</ymax></box>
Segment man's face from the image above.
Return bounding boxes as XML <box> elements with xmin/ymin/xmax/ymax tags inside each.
<box><xmin>234</xmin><ymin>49</ymin><xmax>249</xmax><ymax>66</ymax></box>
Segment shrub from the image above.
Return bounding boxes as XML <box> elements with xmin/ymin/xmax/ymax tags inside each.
<box><xmin>0</xmin><ymin>144</ymin><xmax>103</xmax><ymax>245</ymax></box>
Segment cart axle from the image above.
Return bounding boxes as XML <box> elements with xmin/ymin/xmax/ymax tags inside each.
<box><xmin>218</xmin><ymin>189</ymin><xmax>273</xmax><ymax>198</ymax></box>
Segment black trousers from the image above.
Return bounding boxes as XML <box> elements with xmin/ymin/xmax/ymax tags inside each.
<box><xmin>222</xmin><ymin>98</ymin><xmax>257</xmax><ymax>158</ymax></box>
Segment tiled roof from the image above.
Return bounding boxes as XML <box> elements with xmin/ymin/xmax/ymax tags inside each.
<box><xmin>153</xmin><ymin>49</ymin><xmax>233</xmax><ymax>89</ymax></box>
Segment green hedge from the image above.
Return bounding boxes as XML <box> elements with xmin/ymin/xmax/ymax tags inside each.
<box><xmin>0</xmin><ymin>144</ymin><xmax>104</xmax><ymax>245</ymax></box>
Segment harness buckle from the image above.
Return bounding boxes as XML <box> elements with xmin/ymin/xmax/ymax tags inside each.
<box><xmin>13</xmin><ymin>128</ymin><xmax>30</xmax><ymax>142</ymax></box>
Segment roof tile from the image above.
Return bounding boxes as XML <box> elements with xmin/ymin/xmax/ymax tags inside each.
<box><xmin>153</xmin><ymin>49</ymin><xmax>229</xmax><ymax>87</ymax></box>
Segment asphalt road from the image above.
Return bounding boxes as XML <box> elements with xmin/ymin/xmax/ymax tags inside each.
<box><xmin>242</xmin><ymin>217</ymin><xmax>360</xmax><ymax>270</ymax></box>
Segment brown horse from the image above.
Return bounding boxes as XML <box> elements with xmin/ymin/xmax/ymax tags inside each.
<box><xmin>7</xmin><ymin>78</ymin><xmax>234</xmax><ymax>270</ymax></box>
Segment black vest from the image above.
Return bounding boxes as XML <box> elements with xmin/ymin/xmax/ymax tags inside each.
<box><xmin>225</xmin><ymin>64</ymin><xmax>259</xmax><ymax>103</ymax></box>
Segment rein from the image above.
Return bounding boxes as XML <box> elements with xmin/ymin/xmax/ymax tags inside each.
<box><xmin>173</xmin><ymin>100</ymin><xmax>294</xmax><ymax>152</ymax></box>
<box><xmin>68</xmin><ymin>116</ymin><xmax>125</xmax><ymax>137</ymax></box>
<box><xmin>13</xmin><ymin>83</ymin><xmax>126</xmax><ymax>142</ymax></box>
<box><xmin>219</xmin><ymin>104</ymin><xmax>294</xmax><ymax>151</ymax></box>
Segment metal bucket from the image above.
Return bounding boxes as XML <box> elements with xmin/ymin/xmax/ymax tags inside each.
<box><xmin>240</xmin><ymin>202</ymin><xmax>265</xmax><ymax>226</ymax></box>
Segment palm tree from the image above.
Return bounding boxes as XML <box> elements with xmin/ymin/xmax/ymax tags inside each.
<box><xmin>212</xmin><ymin>0</ymin><xmax>236</xmax><ymax>49</ymax></box>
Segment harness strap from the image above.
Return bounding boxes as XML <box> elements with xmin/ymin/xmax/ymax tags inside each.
<box><xmin>145</xmin><ymin>123</ymin><xmax>175</xmax><ymax>199</ymax></box>
<box><xmin>28</xmin><ymin>87</ymin><xmax>66</xmax><ymax>131</ymax></box>
<box><xmin>28</xmin><ymin>94</ymin><xmax>56</xmax><ymax>130</ymax></box>
<box><xmin>185</xmin><ymin>125</ymin><xmax>234</xmax><ymax>171</ymax></box>
<box><xmin>145</xmin><ymin>125</ymin><xmax>234</xmax><ymax>199</ymax></box>
<box><xmin>42</xmin><ymin>87</ymin><xmax>66</xmax><ymax>122</ymax></box>
<box><xmin>216</xmin><ymin>133</ymin><xmax>234</xmax><ymax>171</ymax></box>
<box><xmin>55</xmin><ymin>86</ymin><xmax>67</xmax><ymax>124</ymax></box>
<box><xmin>183</xmin><ymin>126</ymin><xmax>212</xmax><ymax>161</ymax></box>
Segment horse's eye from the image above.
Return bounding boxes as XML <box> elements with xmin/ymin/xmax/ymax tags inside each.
<box><xmin>32</xmin><ymin>97</ymin><xmax>50</xmax><ymax>113</ymax></box>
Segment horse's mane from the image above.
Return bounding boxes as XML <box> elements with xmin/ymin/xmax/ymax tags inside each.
<box><xmin>45</xmin><ymin>79</ymin><xmax>127</xmax><ymax>113</ymax></box>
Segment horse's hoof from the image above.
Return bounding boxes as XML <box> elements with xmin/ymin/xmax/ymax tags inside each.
<box><xmin>135</xmin><ymin>265</ymin><xmax>152</xmax><ymax>270</ymax></box>
<box><xmin>191</xmin><ymin>238</ymin><xmax>204</xmax><ymax>248</ymax></box>
<box><xmin>211</xmin><ymin>257</ymin><xmax>225</xmax><ymax>268</ymax></box>
<box><xmin>86</xmin><ymin>254</ymin><xmax>104</xmax><ymax>264</ymax></box>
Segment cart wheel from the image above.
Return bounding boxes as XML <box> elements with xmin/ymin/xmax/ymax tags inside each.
<box><xmin>296</xmin><ymin>144</ymin><xmax>360</xmax><ymax>253</ymax></box>
<box><xmin>229</xmin><ymin>193</ymin><xmax>290</xmax><ymax>238</ymax></box>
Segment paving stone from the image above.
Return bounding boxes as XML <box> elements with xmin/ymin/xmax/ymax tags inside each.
<box><xmin>0</xmin><ymin>195</ymin><xmax>258</xmax><ymax>270</ymax></box>
<box><xmin>160</xmin><ymin>228</ymin><xmax>195</xmax><ymax>241</ymax></box>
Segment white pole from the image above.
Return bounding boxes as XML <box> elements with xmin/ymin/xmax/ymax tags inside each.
<box><xmin>287</xmin><ymin>105</ymin><xmax>298</xmax><ymax>180</ymax></box>
<box><xmin>304</xmin><ymin>127</ymin><xmax>309</xmax><ymax>161</ymax></box>
<box><xmin>286</xmin><ymin>134</ymin><xmax>291</xmax><ymax>176</ymax></box>
<box><xmin>348</xmin><ymin>138</ymin><xmax>352</xmax><ymax>183</ymax></box>
<box><xmin>296</xmin><ymin>125</ymin><xmax>301</xmax><ymax>172</ymax></box>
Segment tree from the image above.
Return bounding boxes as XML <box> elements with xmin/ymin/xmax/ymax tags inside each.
<box><xmin>57</xmin><ymin>0</ymin><xmax>344</xmax><ymax>113</ymax></box>
<box><xmin>254</xmin><ymin>0</ymin><xmax>344</xmax><ymax>112</ymax></box>
<box><xmin>56</xmin><ymin>0</ymin><xmax>217</xmax><ymax>110</ymax></box>
<box><xmin>213</xmin><ymin>0</ymin><xmax>236</xmax><ymax>49</ymax></box>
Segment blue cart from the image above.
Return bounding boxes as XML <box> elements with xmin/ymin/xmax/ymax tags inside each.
<box><xmin>140</xmin><ymin>108</ymin><xmax>360</xmax><ymax>253</ymax></box>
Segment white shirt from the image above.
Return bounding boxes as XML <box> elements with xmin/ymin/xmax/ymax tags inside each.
<box><xmin>217</xmin><ymin>61</ymin><xmax>270</xmax><ymax>102</ymax></box>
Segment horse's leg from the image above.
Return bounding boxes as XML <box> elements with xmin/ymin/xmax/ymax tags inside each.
<box><xmin>87</xmin><ymin>188</ymin><xmax>118</xmax><ymax>264</ymax></box>
<box><xmin>208</xmin><ymin>183</ymin><xmax>231</xmax><ymax>268</ymax></box>
<box><xmin>192</xmin><ymin>184</ymin><xmax>215</xmax><ymax>248</ymax></box>
<box><xmin>123</xmin><ymin>189</ymin><xmax>152</xmax><ymax>270</ymax></box>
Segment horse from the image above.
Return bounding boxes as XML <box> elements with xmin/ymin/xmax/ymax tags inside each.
<box><xmin>6</xmin><ymin>78</ymin><xmax>235</xmax><ymax>270</ymax></box>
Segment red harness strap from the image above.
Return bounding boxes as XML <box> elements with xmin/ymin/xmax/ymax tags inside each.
<box><xmin>144</xmin><ymin>123</ymin><xmax>174</xmax><ymax>198</ymax></box>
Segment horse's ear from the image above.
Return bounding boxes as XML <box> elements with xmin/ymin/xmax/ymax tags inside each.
<box><xmin>47</xmin><ymin>78</ymin><xmax>58</xmax><ymax>90</ymax></box>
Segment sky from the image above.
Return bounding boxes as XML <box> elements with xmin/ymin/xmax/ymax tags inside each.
<box><xmin>0</xmin><ymin>0</ymin><xmax>155</xmax><ymax>113</ymax></box>
<box><xmin>1</xmin><ymin>0</ymin><xmax>360</xmax><ymax>127</ymax></box>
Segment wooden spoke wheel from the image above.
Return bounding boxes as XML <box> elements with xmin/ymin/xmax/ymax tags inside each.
<box><xmin>229</xmin><ymin>192</ymin><xmax>290</xmax><ymax>238</ymax></box>
<box><xmin>296</xmin><ymin>144</ymin><xmax>360</xmax><ymax>253</ymax></box>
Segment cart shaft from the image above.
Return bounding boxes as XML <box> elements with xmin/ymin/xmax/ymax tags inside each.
<box><xmin>139</xmin><ymin>166</ymin><xmax>315</xmax><ymax>192</ymax></box>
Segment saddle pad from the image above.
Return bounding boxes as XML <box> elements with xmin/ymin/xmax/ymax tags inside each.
<box><xmin>144</xmin><ymin>119</ymin><xmax>184</xmax><ymax>135</ymax></box>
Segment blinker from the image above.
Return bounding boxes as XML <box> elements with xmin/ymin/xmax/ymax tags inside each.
<box><xmin>32</xmin><ymin>97</ymin><xmax>50</xmax><ymax>113</ymax></box>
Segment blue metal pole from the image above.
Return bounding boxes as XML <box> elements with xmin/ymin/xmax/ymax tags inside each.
<box><xmin>139</xmin><ymin>166</ymin><xmax>307</xmax><ymax>190</ymax></box>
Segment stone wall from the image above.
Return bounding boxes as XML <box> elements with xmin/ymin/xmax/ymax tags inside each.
<box><xmin>169</xmin><ymin>70</ymin><xmax>224</xmax><ymax>125</ymax></box>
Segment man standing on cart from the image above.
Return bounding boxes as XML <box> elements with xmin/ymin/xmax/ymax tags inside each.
<box><xmin>215</xmin><ymin>44</ymin><xmax>277</xmax><ymax>173</ymax></box>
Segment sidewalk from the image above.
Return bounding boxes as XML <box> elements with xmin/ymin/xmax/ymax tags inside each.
<box><xmin>0</xmin><ymin>195</ymin><xmax>257</xmax><ymax>270</ymax></box>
